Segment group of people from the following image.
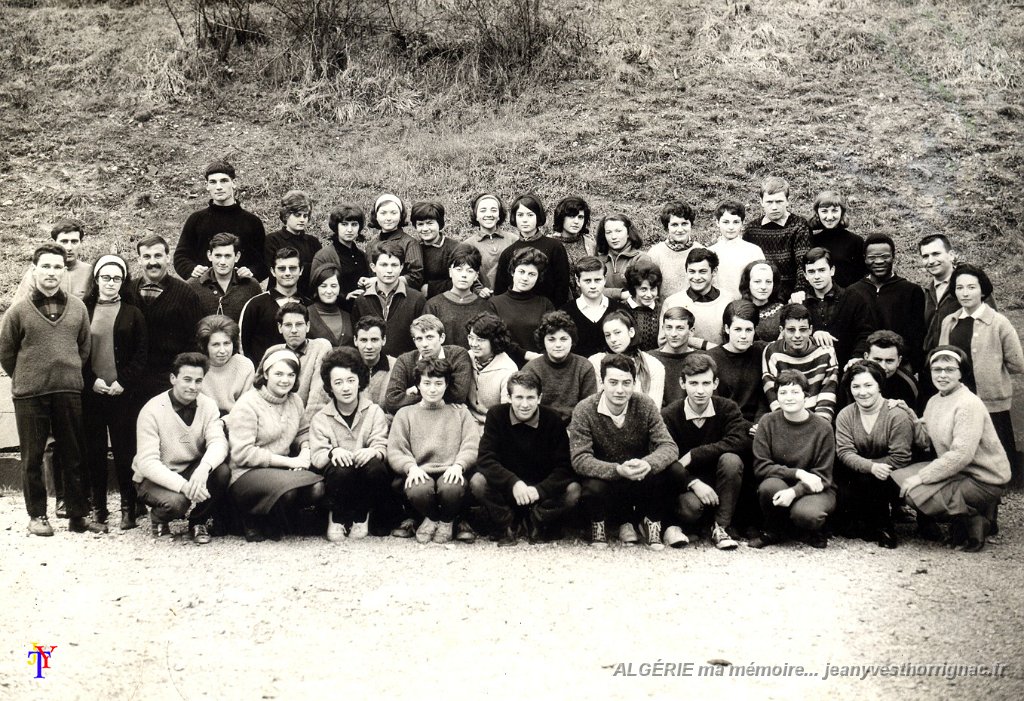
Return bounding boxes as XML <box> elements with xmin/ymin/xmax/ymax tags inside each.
<box><xmin>2</xmin><ymin>162</ymin><xmax>1019</xmax><ymax>554</ymax></box>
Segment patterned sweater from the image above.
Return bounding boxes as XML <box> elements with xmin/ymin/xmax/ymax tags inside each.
<box><xmin>742</xmin><ymin>213</ymin><xmax>812</xmax><ymax>297</ymax></box>
<box><xmin>569</xmin><ymin>393</ymin><xmax>679</xmax><ymax>480</ymax></box>
<box><xmin>761</xmin><ymin>338</ymin><xmax>839</xmax><ymax>421</ymax></box>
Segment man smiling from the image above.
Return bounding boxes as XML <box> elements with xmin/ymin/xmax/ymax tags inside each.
<box><xmin>761</xmin><ymin>303</ymin><xmax>839</xmax><ymax>422</ymax></box>
<box><xmin>239</xmin><ymin>247</ymin><xmax>311</xmax><ymax>365</ymax></box>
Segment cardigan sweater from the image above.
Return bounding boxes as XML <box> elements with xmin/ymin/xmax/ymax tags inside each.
<box><xmin>939</xmin><ymin>303</ymin><xmax>1024</xmax><ymax>412</ymax></box>
<box><xmin>263</xmin><ymin>338</ymin><xmax>333</xmax><ymax>406</ymax></box>
<box><xmin>351</xmin><ymin>281</ymin><xmax>426</xmax><ymax>358</ymax></box>
<box><xmin>707</xmin><ymin>343</ymin><xmax>768</xmax><ymax>422</ymax></box>
<box><xmin>174</xmin><ymin>201</ymin><xmax>268</xmax><ymax>281</ymax></box>
<box><xmin>225</xmin><ymin>387</ymin><xmax>310</xmax><ymax>482</ymax></box>
<box><xmin>384</xmin><ymin>345</ymin><xmax>473</xmax><ymax>414</ymax></box>
<box><xmin>922</xmin><ymin>264</ymin><xmax>996</xmax><ymax>355</ymax></box>
<box><xmin>476</xmin><ymin>404</ymin><xmax>574</xmax><ymax>500</ymax></box>
<box><xmin>752</xmin><ymin>410</ymin><xmax>835</xmax><ymax>498</ymax></box>
<box><xmin>752</xmin><ymin>301</ymin><xmax>784</xmax><ymax>343</ymax></box>
<box><xmin>307</xmin><ymin>303</ymin><xmax>353</xmax><ymax>348</ymax></box>
<box><xmin>802</xmin><ymin>283</ymin><xmax>877</xmax><ymax>368</ymax></box>
<box><xmin>662</xmin><ymin>396</ymin><xmax>752</xmax><ymax>483</ymax></box>
<box><xmin>918</xmin><ymin>385</ymin><xmax>1011</xmax><ymax>485</ymax></box>
<box><xmin>310</xmin><ymin>238</ymin><xmax>371</xmax><ymax>305</ymax></box>
<box><xmin>493</xmin><ymin>235</ymin><xmax>572</xmax><ymax>308</ymax></box>
<box><xmin>467</xmin><ymin>352</ymin><xmax>518</xmax><ymax>423</ymax></box>
<box><xmin>131</xmin><ymin>391</ymin><xmax>228</xmax><ymax>490</ymax></box>
<box><xmin>522</xmin><ymin>353</ymin><xmax>599</xmax><ymax>425</ymax></box>
<box><xmin>762</xmin><ymin>338</ymin><xmax>839</xmax><ymax>421</ymax></box>
<box><xmin>568</xmin><ymin>392</ymin><xmax>679</xmax><ymax>480</ymax></box>
<box><xmin>835</xmin><ymin>401</ymin><xmax>914</xmax><ymax>474</ymax></box>
<box><xmin>742</xmin><ymin>213</ymin><xmax>812</xmax><ymax>297</ymax></box>
<box><xmin>386</xmin><ymin>402</ymin><xmax>479</xmax><ymax>475</ymax></box>
<box><xmin>558</xmin><ymin>297</ymin><xmax>622</xmax><ymax>359</ymax></box>
<box><xmin>849</xmin><ymin>275</ymin><xmax>926</xmax><ymax>372</ymax></box>
<box><xmin>132</xmin><ymin>275</ymin><xmax>204</xmax><ymax>399</ymax></box>
<box><xmin>487</xmin><ymin>291</ymin><xmax>555</xmax><ymax>354</ymax></box>
<box><xmin>808</xmin><ymin>227</ymin><xmax>866</xmax><ymax>289</ymax></box>
<box><xmin>263</xmin><ymin>228</ymin><xmax>322</xmax><ymax>298</ymax></box>
<box><xmin>308</xmin><ymin>395</ymin><xmax>389</xmax><ymax>469</ymax></box>
<box><xmin>660</xmin><ymin>288</ymin><xmax>731</xmax><ymax>347</ymax></box>
<box><xmin>0</xmin><ymin>294</ymin><xmax>90</xmax><ymax>397</ymax></box>
<box><xmin>589</xmin><ymin>350</ymin><xmax>666</xmax><ymax>409</ymax></box>
<box><xmin>189</xmin><ymin>270</ymin><xmax>263</xmax><ymax>322</ymax></box>
<box><xmin>83</xmin><ymin>299</ymin><xmax>148</xmax><ymax>396</ymax></box>
<box><xmin>364</xmin><ymin>229</ymin><xmax>424</xmax><ymax>291</ymax></box>
<box><xmin>647</xmin><ymin>241</ymin><xmax>702</xmax><ymax>300</ymax></box>
<box><xmin>200</xmin><ymin>354</ymin><xmax>255</xmax><ymax>414</ymax></box>
<box><xmin>709</xmin><ymin>238</ymin><xmax>764</xmax><ymax>301</ymax></box>
<box><xmin>423</xmin><ymin>292</ymin><xmax>491</xmax><ymax>349</ymax></box>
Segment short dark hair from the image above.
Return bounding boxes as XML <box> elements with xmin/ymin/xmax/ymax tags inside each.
<box><xmin>414</xmin><ymin>356</ymin><xmax>453</xmax><ymax>385</ymax></box>
<box><xmin>949</xmin><ymin>263</ymin><xmax>994</xmax><ymax>299</ymax></box>
<box><xmin>273</xmin><ymin>246</ymin><xmax>301</xmax><ymax>265</ymax></box>
<box><xmin>171</xmin><ymin>351</ymin><xmax>209</xmax><ymax>376</ymax></box>
<box><xmin>779</xmin><ymin>303</ymin><xmax>811</xmax><ymax>326</ymax></box>
<box><xmin>573</xmin><ymin>255</ymin><xmax>605</xmax><ymax>277</ymax></box>
<box><xmin>842</xmin><ymin>359</ymin><xmax>886</xmax><ymax>394</ymax></box>
<box><xmin>739</xmin><ymin>259</ymin><xmax>782</xmax><ymax>305</ymax></box>
<box><xmin>410</xmin><ymin>200</ymin><xmax>446</xmax><ymax>230</ymax></box>
<box><xmin>534</xmin><ymin>310</ymin><xmax>578</xmax><ymax>349</ymax></box>
<box><xmin>686</xmin><ymin>247</ymin><xmax>719</xmax><ymax>271</ymax></box>
<box><xmin>808</xmin><ymin>190</ymin><xmax>848</xmax><ymax>229</ymax></box>
<box><xmin>553</xmin><ymin>197</ymin><xmax>591</xmax><ymax>235</ymax></box>
<box><xmin>196</xmin><ymin>315</ymin><xmax>240</xmax><ymax>355</ymax></box>
<box><xmin>507</xmin><ymin>371</ymin><xmax>542</xmax><ymax>395</ymax></box>
<box><xmin>600</xmin><ymin>353</ymin><xmax>636</xmax><ymax>380</ymax></box>
<box><xmin>469</xmin><ymin>193</ymin><xmax>507</xmax><ymax>227</ymax></box>
<box><xmin>136</xmin><ymin>234</ymin><xmax>169</xmax><ymax>254</ymax></box>
<box><xmin>50</xmin><ymin>218</ymin><xmax>85</xmax><ymax>240</ymax></box>
<box><xmin>369</xmin><ymin>239</ymin><xmax>406</xmax><ymax>265</ymax></box>
<box><xmin>354</xmin><ymin>315</ymin><xmax>387</xmax><ymax>338</ymax></box>
<box><xmin>509</xmin><ymin>194</ymin><xmax>547</xmax><ymax>227</ymax></box>
<box><xmin>802</xmin><ymin>247</ymin><xmax>833</xmax><ymax>268</ymax></box>
<box><xmin>275</xmin><ymin>302</ymin><xmax>309</xmax><ymax>324</ymax></box>
<box><xmin>329</xmin><ymin>205</ymin><xmax>366</xmax><ymax>240</ymax></box>
<box><xmin>449</xmin><ymin>243</ymin><xmax>482</xmax><ymax>271</ymax></box>
<box><xmin>320</xmin><ymin>346</ymin><xmax>370</xmax><ymax>392</ymax></box>
<box><xmin>776</xmin><ymin>368</ymin><xmax>809</xmax><ymax>393</ymax></box>
<box><xmin>279</xmin><ymin>190</ymin><xmax>312</xmax><ymax>223</ymax></box>
<box><xmin>33</xmin><ymin>243</ymin><xmax>68</xmax><ymax>264</ymax></box>
<box><xmin>662</xmin><ymin>306</ymin><xmax>695</xmax><ymax>327</ymax></box>
<box><xmin>926</xmin><ymin>344</ymin><xmax>975</xmax><ymax>389</ymax></box>
<box><xmin>466</xmin><ymin>312</ymin><xmax>511</xmax><ymax>355</ymax></box>
<box><xmin>918</xmin><ymin>233</ymin><xmax>952</xmax><ymax>252</ymax></box>
<box><xmin>625</xmin><ymin>260</ymin><xmax>662</xmax><ymax>296</ymax></box>
<box><xmin>595</xmin><ymin>214</ymin><xmax>642</xmax><ymax>255</ymax></box>
<box><xmin>714</xmin><ymin>201</ymin><xmax>745</xmax><ymax>222</ymax></box>
<box><xmin>205</xmin><ymin>161</ymin><xmax>235</xmax><ymax>179</ymax></box>
<box><xmin>659</xmin><ymin>201</ymin><xmax>696</xmax><ymax>229</ymax></box>
<box><xmin>722</xmin><ymin>300</ymin><xmax>757</xmax><ymax>328</ymax></box>
<box><xmin>207</xmin><ymin>232</ymin><xmax>240</xmax><ymax>252</ymax></box>
<box><xmin>679</xmin><ymin>352</ymin><xmax>718</xmax><ymax>379</ymax></box>
<box><xmin>864</xmin><ymin>233</ymin><xmax>896</xmax><ymax>254</ymax></box>
<box><xmin>602</xmin><ymin>308</ymin><xmax>637</xmax><ymax>333</ymax></box>
<box><xmin>508</xmin><ymin>246</ymin><xmax>548</xmax><ymax>276</ymax></box>
<box><xmin>310</xmin><ymin>265</ymin><xmax>341</xmax><ymax>304</ymax></box>
<box><xmin>866</xmin><ymin>330</ymin><xmax>905</xmax><ymax>357</ymax></box>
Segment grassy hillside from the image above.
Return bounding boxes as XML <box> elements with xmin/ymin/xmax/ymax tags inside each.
<box><xmin>1</xmin><ymin>0</ymin><xmax>1022</xmax><ymax>311</ymax></box>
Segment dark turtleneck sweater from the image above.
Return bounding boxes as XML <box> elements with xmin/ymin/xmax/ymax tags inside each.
<box><xmin>175</xmin><ymin>201</ymin><xmax>268</xmax><ymax>281</ymax></box>
<box><xmin>487</xmin><ymin>290</ymin><xmax>554</xmax><ymax>354</ymax></box>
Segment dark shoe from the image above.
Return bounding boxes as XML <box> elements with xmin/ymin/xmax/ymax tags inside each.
<box><xmin>263</xmin><ymin>518</ymin><xmax>283</xmax><ymax>542</ymax></box>
<box><xmin>959</xmin><ymin>515</ymin><xmax>988</xmax><ymax>553</ymax></box>
<box><xmin>136</xmin><ymin>501</ymin><xmax>148</xmax><ymax>519</ymax></box>
<box><xmin>945</xmin><ymin>518</ymin><xmax>967</xmax><ymax>548</ymax></box>
<box><xmin>806</xmin><ymin>532</ymin><xmax>828</xmax><ymax>549</ymax></box>
<box><xmin>55</xmin><ymin>500</ymin><xmax>67</xmax><ymax>519</ymax></box>
<box><xmin>917</xmin><ymin>518</ymin><xmax>944</xmax><ymax>542</ymax></box>
<box><xmin>242</xmin><ymin>519</ymin><xmax>264</xmax><ymax>543</ymax></box>
<box><xmin>191</xmin><ymin>523</ymin><xmax>211</xmax><ymax>545</ymax></box>
<box><xmin>92</xmin><ymin>508</ymin><xmax>109</xmax><ymax>525</ymax></box>
<box><xmin>28</xmin><ymin>516</ymin><xmax>54</xmax><ymax>537</ymax></box>
<box><xmin>151</xmin><ymin>521</ymin><xmax>171</xmax><ymax>538</ymax></box>
<box><xmin>455</xmin><ymin>521</ymin><xmax>477</xmax><ymax>544</ymax></box>
<box><xmin>748</xmin><ymin>531</ymin><xmax>781</xmax><ymax>549</ymax></box>
<box><xmin>69</xmin><ymin>516</ymin><xmax>108</xmax><ymax>534</ymax></box>
<box><xmin>391</xmin><ymin>518</ymin><xmax>416</xmax><ymax>539</ymax></box>
<box><xmin>526</xmin><ymin>509</ymin><xmax>546</xmax><ymax>544</ymax></box>
<box><xmin>119</xmin><ymin>509</ymin><xmax>138</xmax><ymax>531</ymax></box>
<box><xmin>877</xmin><ymin>528</ymin><xmax>898</xmax><ymax>549</ymax></box>
<box><xmin>496</xmin><ymin>527</ymin><xmax>518</xmax><ymax>547</ymax></box>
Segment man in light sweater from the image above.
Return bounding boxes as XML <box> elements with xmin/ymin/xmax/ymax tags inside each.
<box><xmin>569</xmin><ymin>353</ymin><xmax>679</xmax><ymax>550</ymax></box>
<box><xmin>660</xmin><ymin>247</ymin><xmax>732</xmax><ymax>349</ymax></box>
<box><xmin>1</xmin><ymin>243</ymin><xmax>102</xmax><ymax>536</ymax></box>
<box><xmin>132</xmin><ymin>352</ymin><xmax>230</xmax><ymax>544</ymax></box>
<box><xmin>261</xmin><ymin>302</ymin><xmax>332</xmax><ymax>406</ymax></box>
<box><xmin>12</xmin><ymin>218</ymin><xmax>93</xmax><ymax>302</ymax></box>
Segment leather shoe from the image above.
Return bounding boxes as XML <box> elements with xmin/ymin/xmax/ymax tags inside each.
<box><xmin>748</xmin><ymin>531</ymin><xmax>781</xmax><ymax>549</ymax></box>
<box><xmin>191</xmin><ymin>523</ymin><xmax>211</xmax><ymax>545</ymax></box>
<box><xmin>877</xmin><ymin>528</ymin><xmax>898</xmax><ymax>549</ymax></box>
<box><xmin>243</xmin><ymin>521</ymin><xmax>264</xmax><ymax>543</ymax></box>
<box><xmin>92</xmin><ymin>508</ymin><xmax>109</xmax><ymax>524</ymax></box>
<box><xmin>151</xmin><ymin>521</ymin><xmax>171</xmax><ymax>538</ymax></box>
<box><xmin>119</xmin><ymin>509</ymin><xmax>138</xmax><ymax>531</ymax></box>
<box><xmin>69</xmin><ymin>516</ymin><xmax>108</xmax><ymax>534</ymax></box>
<box><xmin>496</xmin><ymin>527</ymin><xmax>517</xmax><ymax>547</ymax></box>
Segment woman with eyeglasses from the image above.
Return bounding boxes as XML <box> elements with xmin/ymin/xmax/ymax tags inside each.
<box><xmin>82</xmin><ymin>255</ymin><xmax>148</xmax><ymax>530</ymax></box>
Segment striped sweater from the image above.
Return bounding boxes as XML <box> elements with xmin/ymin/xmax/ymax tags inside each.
<box><xmin>761</xmin><ymin>338</ymin><xmax>839</xmax><ymax>421</ymax></box>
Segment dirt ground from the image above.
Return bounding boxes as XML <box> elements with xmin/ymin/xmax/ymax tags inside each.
<box><xmin>2</xmin><ymin>491</ymin><xmax>1022</xmax><ymax>701</ymax></box>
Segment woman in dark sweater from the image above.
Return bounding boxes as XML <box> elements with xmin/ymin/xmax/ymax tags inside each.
<box><xmin>806</xmin><ymin>191</ymin><xmax>866</xmax><ymax>289</ymax></box>
<box><xmin>307</xmin><ymin>265</ymin><xmax>353</xmax><ymax>347</ymax></box>
<box><xmin>82</xmin><ymin>255</ymin><xmax>148</xmax><ymax>530</ymax></box>
<box><xmin>487</xmin><ymin>247</ymin><xmax>554</xmax><ymax>354</ymax></box>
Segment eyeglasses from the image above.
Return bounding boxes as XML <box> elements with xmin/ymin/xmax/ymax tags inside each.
<box><xmin>930</xmin><ymin>366</ymin><xmax>960</xmax><ymax>375</ymax></box>
<box><xmin>98</xmin><ymin>275</ymin><xmax>123</xmax><ymax>283</ymax></box>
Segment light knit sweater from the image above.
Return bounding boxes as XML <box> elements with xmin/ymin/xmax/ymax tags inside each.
<box><xmin>309</xmin><ymin>395</ymin><xmax>389</xmax><ymax>469</ymax></box>
<box><xmin>467</xmin><ymin>352</ymin><xmax>518</xmax><ymax>424</ymax></box>
<box><xmin>225</xmin><ymin>387</ymin><xmax>310</xmax><ymax>482</ymax></box>
<box><xmin>386</xmin><ymin>402</ymin><xmax>479</xmax><ymax>475</ymax></box>
<box><xmin>263</xmin><ymin>338</ymin><xmax>332</xmax><ymax>406</ymax></box>
<box><xmin>835</xmin><ymin>401</ymin><xmax>914</xmax><ymax>474</ymax></box>
<box><xmin>131</xmin><ymin>391</ymin><xmax>228</xmax><ymax>491</ymax></box>
<box><xmin>939</xmin><ymin>303</ymin><xmax>1024</xmax><ymax>412</ymax></box>
<box><xmin>588</xmin><ymin>350</ymin><xmax>665</xmax><ymax>409</ymax></box>
<box><xmin>660</xmin><ymin>289</ymin><xmax>732</xmax><ymax>347</ymax></box>
<box><xmin>709</xmin><ymin>238</ymin><xmax>764</xmax><ymax>301</ymax></box>
<box><xmin>917</xmin><ymin>385</ymin><xmax>1011</xmax><ymax>485</ymax></box>
<box><xmin>13</xmin><ymin>261</ymin><xmax>93</xmax><ymax>302</ymax></box>
<box><xmin>200</xmin><ymin>354</ymin><xmax>255</xmax><ymax>414</ymax></box>
<box><xmin>0</xmin><ymin>294</ymin><xmax>90</xmax><ymax>397</ymax></box>
<box><xmin>647</xmin><ymin>242</ymin><xmax>702</xmax><ymax>300</ymax></box>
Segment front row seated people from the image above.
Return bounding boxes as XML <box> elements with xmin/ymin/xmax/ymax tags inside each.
<box><xmin>892</xmin><ymin>346</ymin><xmax>1011</xmax><ymax>553</ymax></box>
<box><xmin>569</xmin><ymin>353</ymin><xmax>679</xmax><ymax>550</ymax></box>
<box><xmin>132</xmin><ymin>352</ymin><xmax>231</xmax><ymax>544</ymax></box>
<box><xmin>471</xmin><ymin>372</ymin><xmax>581</xmax><ymax>546</ymax></box>
<box><xmin>661</xmin><ymin>353</ymin><xmax>751</xmax><ymax>550</ymax></box>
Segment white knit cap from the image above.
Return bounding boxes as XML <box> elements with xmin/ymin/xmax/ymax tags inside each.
<box><xmin>92</xmin><ymin>254</ymin><xmax>128</xmax><ymax>279</ymax></box>
<box><xmin>374</xmin><ymin>193</ymin><xmax>403</xmax><ymax>214</ymax></box>
<box><xmin>259</xmin><ymin>348</ymin><xmax>300</xmax><ymax>375</ymax></box>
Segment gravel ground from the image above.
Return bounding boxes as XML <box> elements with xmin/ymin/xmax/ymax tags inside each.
<box><xmin>2</xmin><ymin>491</ymin><xmax>1022</xmax><ymax>701</ymax></box>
